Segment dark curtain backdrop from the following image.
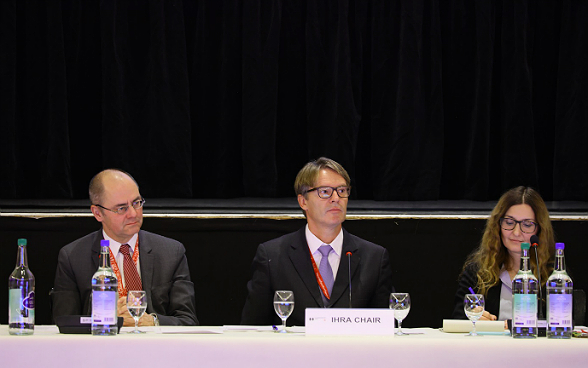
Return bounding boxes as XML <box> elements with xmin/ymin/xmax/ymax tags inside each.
<box><xmin>1</xmin><ymin>0</ymin><xmax>587</xmax><ymax>201</ymax></box>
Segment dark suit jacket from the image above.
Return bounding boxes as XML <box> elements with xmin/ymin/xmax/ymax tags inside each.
<box><xmin>452</xmin><ymin>264</ymin><xmax>501</xmax><ymax>319</ymax></box>
<box><xmin>52</xmin><ymin>230</ymin><xmax>198</xmax><ymax>326</ymax></box>
<box><xmin>241</xmin><ymin>227</ymin><xmax>393</xmax><ymax>326</ymax></box>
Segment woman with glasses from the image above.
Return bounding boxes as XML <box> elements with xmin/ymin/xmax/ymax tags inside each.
<box><xmin>452</xmin><ymin>186</ymin><xmax>555</xmax><ymax>321</ymax></box>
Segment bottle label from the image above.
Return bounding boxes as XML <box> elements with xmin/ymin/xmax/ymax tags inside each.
<box><xmin>9</xmin><ymin>289</ymin><xmax>35</xmax><ymax>323</ymax></box>
<box><xmin>513</xmin><ymin>294</ymin><xmax>537</xmax><ymax>327</ymax></box>
<box><xmin>92</xmin><ymin>291</ymin><xmax>117</xmax><ymax>325</ymax></box>
<box><xmin>23</xmin><ymin>290</ymin><xmax>35</xmax><ymax>309</ymax></box>
<box><xmin>548</xmin><ymin>294</ymin><xmax>573</xmax><ymax>328</ymax></box>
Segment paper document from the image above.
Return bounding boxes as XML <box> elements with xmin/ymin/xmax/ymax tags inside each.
<box><xmin>442</xmin><ymin>319</ymin><xmax>506</xmax><ymax>333</ymax></box>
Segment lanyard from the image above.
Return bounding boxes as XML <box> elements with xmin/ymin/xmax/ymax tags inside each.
<box><xmin>309</xmin><ymin>246</ymin><xmax>330</xmax><ymax>300</ymax></box>
<box><xmin>108</xmin><ymin>238</ymin><xmax>140</xmax><ymax>297</ymax></box>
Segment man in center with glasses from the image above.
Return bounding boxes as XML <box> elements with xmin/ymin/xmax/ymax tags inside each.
<box><xmin>241</xmin><ymin>157</ymin><xmax>393</xmax><ymax>326</ymax></box>
<box><xmin>52</xmin><ymin>169</ymin><xmax>198</xmax><ymax>326</ymax></box>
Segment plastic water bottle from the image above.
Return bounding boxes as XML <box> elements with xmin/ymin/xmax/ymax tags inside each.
<box><xmin>546</xmin><ymin>242</ymin><xmax>573</xmax><ymax>339</ymax></box>
<box><xmin>512</xmin><ymin>242</ymin><xmax>538</xmax><ymax>338</ymax></box>
<box><xmin>8</xmin><ymin>238</ymin><xmax>35</xmax><ymax>335</ymax></box>
<box><xmin>91</xmin><ymin>240</ymin><xmax>118</xmax><ymax>336</ymax></box>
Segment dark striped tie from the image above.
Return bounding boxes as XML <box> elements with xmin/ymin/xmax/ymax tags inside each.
<box><xmin>120</xmin><ymin>244</ymin><xmax>143</xmax><ymax>292</ymax></box>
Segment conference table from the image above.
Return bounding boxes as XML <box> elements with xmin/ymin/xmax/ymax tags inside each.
<box><xmin>1</xmin><ymin>325</ymin><xmax>587</xmax><ymax>367</ymax></box>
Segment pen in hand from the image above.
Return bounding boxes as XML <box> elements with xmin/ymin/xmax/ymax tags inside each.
<box><xmin>467</xmin><ymin>287</ymin><xmax>497</xmax><ymax>321</ymax></box>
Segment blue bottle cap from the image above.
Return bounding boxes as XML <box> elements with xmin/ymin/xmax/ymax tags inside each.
<box><xmin>555</xmin><ymin>242</ymin><xmax>565</xmax><ymax>250</ymax></box>
<box><xmin>100</xmin><ymin>239</ymin><xmax>110</xmax><ymax>247</ymax></box>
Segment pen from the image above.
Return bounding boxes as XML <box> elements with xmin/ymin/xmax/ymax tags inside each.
<box><xmin>467</xmin><ymin>287</ymin><xmax>481</xmax><ymax>306</ymax></box>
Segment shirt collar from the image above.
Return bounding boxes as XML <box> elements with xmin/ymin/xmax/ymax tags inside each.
<box><xmin>305</xmin><ymin>224</ymin><xmax>343</xmax><ymax>256</ymax></box>
<box><xmin>499</xmin><ymin>266</ymin><xmax>512</xmax><ymax>289</ymax></box>
<box><xmin>102</xmin><ymin>230</ymin><xmax>139</xmax><ymax>256</ymax></box>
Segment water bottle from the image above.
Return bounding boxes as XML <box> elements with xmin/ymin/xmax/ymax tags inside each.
<box><xmin>546</xmin><ymin>242</ymin><xmax>573</xmax><ymax>338</ymax></box>
<box><xmin>91</xmin><ymin>240</ymin><xmax>118</xmax><ymax>336</ymax></box>
<box><xmin>512</xmin><ymin>242</ymin><xmax>538</xmax><ymax>338</ymax></box>
<box><xmin>8</xmin><ymin>238</ymin><xmax>35</xmax><ymax>335</ymax></box>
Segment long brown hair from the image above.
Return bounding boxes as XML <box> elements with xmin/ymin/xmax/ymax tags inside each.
<box><xmin>463</xmin><ymin>186</ymin><xmax>555</xmax><ymax>295</ymax></box>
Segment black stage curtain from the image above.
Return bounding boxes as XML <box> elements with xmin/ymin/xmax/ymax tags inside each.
<box><xmin>1</xmin><ymin>1</ymin><xmax>587</xmax><ymax>201</ymax></box>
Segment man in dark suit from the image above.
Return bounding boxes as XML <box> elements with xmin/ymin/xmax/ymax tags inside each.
<box><xmin>241</xmin><ymin>157</ymin><xmax>393</xmax><ymax>326</ymax></box>
<box><xmin>52</xmin><ymin>169</ymin><xmax>198</xmax><ymax>326</ymax></box>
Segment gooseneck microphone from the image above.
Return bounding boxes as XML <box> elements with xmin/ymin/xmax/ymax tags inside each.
<box><xmin>530</xmin><ymin>234</ymin><xmax>539</xmax><ymax>249</ymax></box>
<box><xmin>346</xmin><ymin>252</ymin><xmax>352</xmax><ymax>308</ymax></box>
<box><xmin>529</xmin><ymin>234</ymin><xmax>543</xmax><ymax>319</ymax></box>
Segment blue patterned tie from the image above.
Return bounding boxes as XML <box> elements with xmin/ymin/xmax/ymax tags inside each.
<box><xmin>318</xmin><ymin>244</ymin><xmax>334</xmax><ymax>306</ymax></box>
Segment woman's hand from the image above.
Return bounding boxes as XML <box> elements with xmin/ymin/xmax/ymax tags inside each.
<box><xmin>478</xmin><ymin>311</ymin><xmax>497</xmax><ymax>321</ymax></box>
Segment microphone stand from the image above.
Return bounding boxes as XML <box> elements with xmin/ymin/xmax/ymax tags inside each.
<box><xmin>532</xmin><ymin>243</ymin><xmax>546</xmax><ymax>336</ymax></box>
<box><xmin>347</xmin><ymin>252</ymin><xmax>352</xmax><ymax>308</ymax></box>
<box><xmin>533</xmin><ymin>246</ymin><xmax>544</xmax><ymax>319</ymax></box>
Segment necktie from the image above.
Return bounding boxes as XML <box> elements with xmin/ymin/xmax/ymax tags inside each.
<box><xmin>318</xmin><ymin>244</ymin><xmax>334</xmax><ymax>306</ymax></box>
<box><xmin>120</xmin><ymin>244</ymin><xmax>143</xmax><ymax>292</ymax></box>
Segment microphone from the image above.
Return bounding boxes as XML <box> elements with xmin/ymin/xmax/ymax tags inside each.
<box><xmin>346</xmin><ymin>252</ymin><xmax>352</xmax><ymax>308</ymax></box>
<box><xmin>529</xmin><ymin>235</ymin><xmax>543</xmax><ymax>319</ymax></box>
<box><xmin>530</xmin><ymin>235</ymin><xmax>539</xmax><ymax>249</ymax></box>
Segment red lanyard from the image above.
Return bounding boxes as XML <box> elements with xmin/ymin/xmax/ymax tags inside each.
<box><xmin>309</xmin><ymin>246</ymin><xmax>330</xmax><ymax>300</ymax></box>
<box><xmin>108</xmin><ymin>238</ymin><xmax>139</xmax><ymax>297</ymax></box>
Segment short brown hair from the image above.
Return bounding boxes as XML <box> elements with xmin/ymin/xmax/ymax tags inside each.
<box><xmin>294</xmin><ymin>157</ymin><xmax>351</xmax><ymax>196</ymax></box>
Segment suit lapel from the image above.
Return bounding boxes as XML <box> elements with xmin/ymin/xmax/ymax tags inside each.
<box><xmin>137</xmin><ymin>231</ymin><xmax>154</xmax><ymax>303</ymax></box>
<box><xmin>84</xmin><ymin>231</ymin><xmax>103</xmax><ymax>314</ymax></box>
<box><xmin>287</xmin><ymin>228</ymin><xmax>324</xmax><ymax>307</ymax></box>
<box><xmin>329</xmin><ymin>229</ymin><xmax>359</xmax><ymax>307</ymax></box>
<box><xmin>91</xmin><ymin>231</ymin><xmax>102</xmax><ymax>271</ymax></box>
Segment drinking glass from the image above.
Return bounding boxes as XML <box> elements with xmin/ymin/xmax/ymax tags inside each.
<box><xmin>389</xmin><ymin>293</ymin><xmax>411</xmax><ymax>335</ymax></box>
<box><xmin>273</xmin><ymin>290</ymin><xmax>295</xmax><ymax>333</ymax></box>
<box><xmin>464</xmin><ymin>294</ymin><xmax>485</xmax><ymax>336</ymax></box>
<box><xmin>127</xmin><ymin>290</ymin><xmax>147</xmax><ymax>334</ymax></box>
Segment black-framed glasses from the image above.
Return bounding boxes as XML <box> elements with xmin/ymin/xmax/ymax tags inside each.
<box><xmin>306</xmin><ymin>186</ymin><xmax>351</xmax><ymax>199</ymax></box>
<box><xmin>93</xmin><ymin>198</ymin><xmax>145</xmax><ymax>215</ymax></box>
<box><xmin>499</xmin><ymin>217</ymin><xmax>537</xmax><ymax>234</ymax></box>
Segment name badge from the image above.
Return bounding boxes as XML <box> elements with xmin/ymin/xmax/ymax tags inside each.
<box><xmin>305</xmin><ymin>308</ymin><xmax>395</xmax><ymax>336</ymax></box>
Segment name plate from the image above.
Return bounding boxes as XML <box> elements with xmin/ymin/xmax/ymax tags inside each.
<box><xmin>80</xmin><ymin>317</ymin><xmax>92</xmax><ymax>324</ymax></box>
<box><xmin>305</xmin><ymin>308</ymin><xmax>395</xmax><ymax>336</ymax></box>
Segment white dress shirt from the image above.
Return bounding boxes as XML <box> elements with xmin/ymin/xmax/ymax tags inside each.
<box><xmin>102</xmin><ymin>230</ymin><xmax>142</xmax><ymax>288</ymax></box>
<box><xmin>305</xmin><ymin>224</ymin><xmax>343</xmax><ymax>279</ymax></box>
<box><xmin>498</xmin><ymin>267</ymin><xmax>513</xmax><ymax>320</ymax></box>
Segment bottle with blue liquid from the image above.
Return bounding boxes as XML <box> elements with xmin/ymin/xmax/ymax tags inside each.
<box><xmin>8</xmin><ymin>238</ymin><xmax>35</xmax><ymax>335</ymax></box>
<box><xmin>91</xmin><ymin>240</ymin><xmax>118</xmax><ymax>336</ymax></box>
<box><xmin>546</xmin><ymin>242</ymin><xmax>573</xmax><ymax>339</ymax></box>
<box><xmin>512</xmin><ymin>242</ymin><xmax>538</xmax><ymax>338</ymax></box>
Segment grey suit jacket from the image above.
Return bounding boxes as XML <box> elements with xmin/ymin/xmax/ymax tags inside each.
<box><xmin>241</xmin><ymin>227</ymin><xmax>393</xmax><ymax>326</ymax></box>
<box><xmin>52</xmin><ymin>230</ymin><xmax>198</xmax><ymax>326</ymax></box>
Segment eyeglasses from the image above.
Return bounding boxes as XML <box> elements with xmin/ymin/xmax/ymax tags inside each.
<box><xmin>306</xmin><ymin>186</ymin><xmax>351</xmax><ymax>199</ymax></box>
<box><xmin>499</xmin><ymin>217</ymin><xmax>537</xmax><ymax>234</ymax></box>
<box><xmin>93</xmin><ymin>198</ymin><xmax>145</xmax><ymax>215</ymax></box>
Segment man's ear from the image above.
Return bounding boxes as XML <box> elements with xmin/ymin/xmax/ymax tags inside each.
<box><xmin>91</xmin><ymin>205</ymin><xmax>104</xmax><ymax>223</ymax></box>
<box><xmin>297</xmin><ymin>194</ymin><xmax>308</xmax><ymax>212</ymax></box>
